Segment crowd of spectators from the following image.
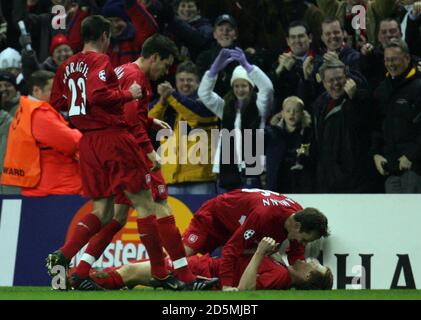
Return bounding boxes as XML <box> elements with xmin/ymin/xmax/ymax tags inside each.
<box><xmin>0</xmin><ymin>0</ymin><xmax>420</xmax><ymax>195</ymax></box>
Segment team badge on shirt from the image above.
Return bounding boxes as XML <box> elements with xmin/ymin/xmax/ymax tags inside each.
<box><xmin>158</xmin><ymin>185</ymin><xmax>166</xmax><ymax>194</ymax></box>
<box><xmin>145</xmin><ymin>174</ymin><xmax>151</xmax><ymax>184</ymax></box>
<box><xmin>188</xmin><ymin>234</ymin><xmax>198</xmax><ymax>243</ymax></box>
<box><xmin>98</xmin><ymin>70</ymin><xmax>107</xmax><ymax>81</ymax></box>
<box><xmin>244</xmin><ymin>229</ymin><xmax>255</xmax><ymax>240</ymax></box>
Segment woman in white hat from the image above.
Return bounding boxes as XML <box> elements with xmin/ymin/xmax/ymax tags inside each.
<box><xmin>198</xmin><ymin>47</ymin><xmax>273</xmax><ymax>192</ymax></box>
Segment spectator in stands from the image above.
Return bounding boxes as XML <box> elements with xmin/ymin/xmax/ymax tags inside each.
<box><xmin>0</xmin><ymin>47</ymin><xmax>26</xmax><ymax>94</ymax></box>
<box><xmin>1</xmin><ymin>70</ymin><xmax>82</xmax><ymax>196</ymax></box>
<box><xmin>21</xmin><ymin>34</ymin><xmax>73</xmax><ymax>81</ymax></box>
<box><xmin>360</xmin><ymin>18</ymin><xmax>404</xmax><ymax>91</ymax></box>
<box><xmin>66</xmin><ymin>0</ymin><xmax>101</xmax><ymax>53</ymax></box>
<box><xmin>265</xmin><ymin>96</ymin><xmax>313</xmax><ymax>193</ymax></box>
<box><xmin>316</xmin><ymin>0</ymin><xmax>396</xmax><ymax>49</ymax></box>
<box><xmin>13</xmin><ymin>0</ymin><xmax>80</xmax><ymax>62</ymax></box>
<box><xmin>0</xmin><ymin>71</ymin><xmax>20</xmax><ymax>194</ymax></box>
<box><xmin>0</xmin><ymin>2</ymin><xmax>21</xmax><ymax>51</ymax></box>
<box><xmin>198</xmin><ymin>47</ymin><xmax>273</xmax><ymax>192</ymax></box>
<box><xmin>149</xmin><ymin>61</ymin><xmax>218</xmax><ymax>194</ymax></box>
<box><xmin>195</xmin><ymin>14</ymin><xmax>241</xmax><ymax>97</ymax></box>
<box><xmin>311</xmin><ymin>59</ymin><xmax>375</xmax><ymax>193</ymax></box>
<box><xmin>271</xmin><ymin>21</ymin><xmax>317</xmax><ymax>109</ymax></box>
<box><xmin>0</xmin><ymin>47</ymin><xmax>21</xmax><ymax>76</ymax></box>
<box><xmin>164</xmin><ymin>0</ymin><xmax>213</xmax><ymax>62</ymax></box>
<box><xmin>230</xmin><ymin>0</ymin><xmax>324</xmax><ymax>57</ymax></box>
<box><xmin>304</xmin><ymin>17</ymin><xmax>367</xmax><ymax>98</ymax></box>
<box><xmin>404</xmin><ymin>1</ymin><xmax>421</xmax><ymax>56</ymax></box>
<box><xmin>193</xmin><ymin>0</ymin><xmax>231</xmax><ymax>23</ymax></box>
<box><xmin>371</xmin><ymin>39</ymin><xmax>421</xmax><ymax>193</ymax></box>
<box><xmin>315</xmin><ymin>17</ymin><xmax>364</xmax><ymax>76</ymax></box>
<box><xmin>101</xmin><ymin>0</ymin><xmax>158</xmax><ymax>67</ymax></box>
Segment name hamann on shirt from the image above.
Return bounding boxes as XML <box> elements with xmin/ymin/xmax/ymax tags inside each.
<box><xmin>63</xmin><ymin>61</ymin><xmax>89</xmax><ymax>83</ymax></box>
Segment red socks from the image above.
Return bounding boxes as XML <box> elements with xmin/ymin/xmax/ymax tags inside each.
<box><xmin>60</xmin><ymin>213</ymin><xmax>101</xmax><ymax>260</ymax></box>
<box><xmin>76</xmin><ymin>219</ymin><xmax>123</xmax><ymax>278</ymax></box>
<box><xmin>137</xmin><ymin>216</ymin><xmax>168</xmax><ymax>279</ymax></box>
<box><xmin>157</xmin><ymin>215</ymin><xmax>196</xmax><ymax>284</ymax></box>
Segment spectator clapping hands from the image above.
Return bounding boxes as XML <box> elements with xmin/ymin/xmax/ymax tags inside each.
<box><xmin>208</xmin><ymin>48</ymin><xmax>235</xmax><ymax>77</ymax></box>
<box><xmin>157</xmin><ymin>81</ymin><xmax>174</xmax><ymax>105</ymax></box>
<box><xmin>228</xmin><ymin>47</ymin><xmax>253</xmax><ymax>73</ymax></box>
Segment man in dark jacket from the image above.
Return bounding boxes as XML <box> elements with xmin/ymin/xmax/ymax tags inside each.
<box><xmin>372</xmin><ymin>39</ymin><xmax>421</xmax><ymax>193</ymax></box>
<box><xmin>311</xmin><ymin>59</ymin><xmax>375</xmax><ymax>193</ymax></box>
<box><xmin>271</xmin><ymin>20</ymin><xmax>317</xmax><ymax>109</ymax></box>
<box><xmin>360</xmin><ymin>18</ymin><xmax>404</xmax><ymax>92</ymax></box>
<box><xmin>165</xmin><ymin>0</ymin><xmax>213</xmax><ymax>62</ymax></box>
<box><xmin>305</xmin><ymin>17</ymin><xmax>367</xmax><ymax>101</ymax></box>
<box><xmin>195</xmin><ymin>14</ymin><xmax>240</xmax><ymax>97</ymax></box>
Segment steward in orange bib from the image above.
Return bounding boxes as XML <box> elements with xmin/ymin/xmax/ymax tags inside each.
<box><xmin>1</xmin><ymin>70</ymin><xmax>83</xmax><ymax>196</ymax></box>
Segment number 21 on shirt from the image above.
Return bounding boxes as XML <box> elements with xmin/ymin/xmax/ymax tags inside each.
<box><xmin>68</xmin><ymin>77</ymin><xmax>87</xmax><ymax>116</ymax></box>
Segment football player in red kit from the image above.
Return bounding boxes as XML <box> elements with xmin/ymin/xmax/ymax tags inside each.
<box><xmin>177</xmin><ymin>189</ymin><xmax>329</xmax><ymax>290</ymax></box>
<box><xmin>113</xmin><ymin>34</ymin><xmax>218</xmax><ymax>290</ymax></box>
<box><xmin>70</xmin><ymin>34</ymin><xmax>217</xmax><ymax>290</ymax></box>
<box><xmin>182</xmin><ymin>189</ymin><xmax>327</xmax><ymax>256</ymax></box>
<box><xmin>45</xmin><ymin>16</ymin><xmax>204</xmax><ymax>291</ymax></box>
<box><xmin>89</xmin><ymin>237</ymin><xmax>333</xmax><ymax>291</ymax></box>
<box><xmin>180</xmin><ymin>188</ymin><xmax>329</xmax><ymax>291</ymax></box>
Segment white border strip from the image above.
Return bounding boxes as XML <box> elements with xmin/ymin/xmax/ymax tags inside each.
<box><xmin>0</xmin><ymin>199</ymin><xmax>22</xmax><ymax>286</ymax></box>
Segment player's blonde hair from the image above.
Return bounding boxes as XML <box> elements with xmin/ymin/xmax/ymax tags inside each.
<box><xmin>296</xmin><ymin>266</ymin><xmax>334</xmax><ymax>290</ymax></box>
<box><xmin>282</xmin><ymin>96</ymin><xmax>311</xmax><ymax>129</ymax></box>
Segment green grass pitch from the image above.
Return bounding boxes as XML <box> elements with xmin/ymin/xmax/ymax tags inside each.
<box><xmin>0</xmin><ymin>287</ymin><xmax>420</xmax><ymax>300</ymax></box>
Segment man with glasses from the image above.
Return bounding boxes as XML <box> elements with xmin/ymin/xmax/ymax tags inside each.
<box><xmin>371</xmin><ymin>39</ymin><xmax>421</xmax><ymax>193</ymax></box>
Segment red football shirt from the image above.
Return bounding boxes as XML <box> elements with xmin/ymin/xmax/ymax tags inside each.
<box><xmin>186</xmin><ymin>254</ymin><xmax>292</xmax><ymax>290</ymax></box>
<box><xmin>232</xmin><ymin>255</ymin><xmax>292</xmax><ymax>290</ymax></box>
<box><xmin>50</xmin><ymin>51</ymin><xmax>133</xmax><ymax>131</ymax></box>
<box><xmin>215</xmin><ymin>188</ymin><xmax>304</xmax><ymax>287</ymax></box>
<box><xmin>115</xmin><ymin>62</ymin><xmax>154</xmax><ymax>152</ymax></box>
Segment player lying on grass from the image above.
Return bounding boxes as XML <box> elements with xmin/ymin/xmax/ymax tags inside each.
<box><xmin>179</xmin><ymin>188</ymin><xmax>330</xmax><ymax>291</ymax></box>
<box><xmin>89</xmin><ymin>237</ymin><xmax>333</xmax><ymax>290</ymax></box>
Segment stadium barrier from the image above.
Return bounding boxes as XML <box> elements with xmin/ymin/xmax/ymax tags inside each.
<box><xmin>0</xmin><ymin>194</ymin><xmax>420</xmax><ymax>289</ymax></box>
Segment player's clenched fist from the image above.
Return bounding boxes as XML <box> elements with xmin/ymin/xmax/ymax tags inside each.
<box><xmin>129</xmin><ymin>81</ymin><xmax>143</xmax><ymax>99</ymax></box>
<box><xmin>256</xmin><ymin>237</ymin><xmax>279</xmax><ymax>256</ymax></box>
